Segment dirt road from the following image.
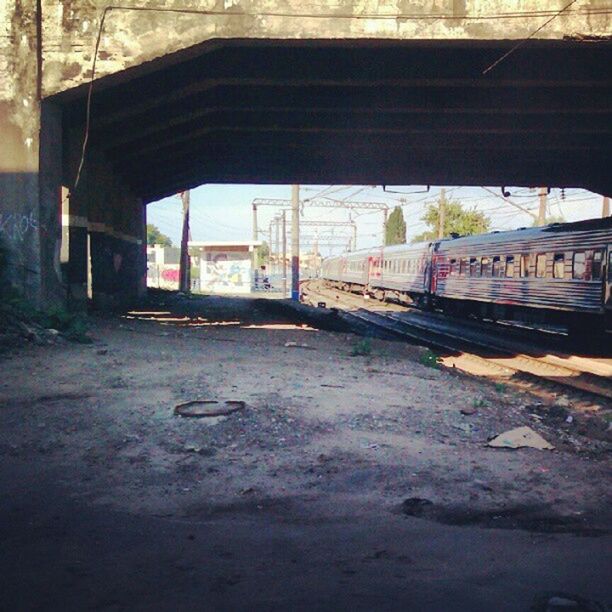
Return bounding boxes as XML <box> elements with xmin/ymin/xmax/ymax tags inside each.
<box><xmin>1</xmin><ymin>293</ymin><xmax>610</xmax><ymax>611</ymax></box>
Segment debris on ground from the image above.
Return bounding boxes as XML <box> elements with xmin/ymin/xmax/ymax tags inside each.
<box><xmin>174</xmin><ymin>399</ymin><xmax>246</xmax><ymax>418</ymax></box>
<box><xmin>284</xmin><ymin>341</ymin><xmax>313</xmax><ymax>349</ymax></box>
<box><xmin>488</xmin><ymin>426</ymin><xmax>554</xmax><ymax>450</ymax></box>
<box><xmin>0</xmin><ymin>292</ymin><xmax>92</xmax><ymax>346</ymax></box>
<box><xmin>531</xmin><ymin>591</ymin><xmax>607</xmax><ymax>612</ymax></box>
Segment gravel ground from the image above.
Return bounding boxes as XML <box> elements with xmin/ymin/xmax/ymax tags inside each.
<box><xmin>0</xmin><ymin>293</ymin><xmax>610</xmax><ymax>611</ymax></box>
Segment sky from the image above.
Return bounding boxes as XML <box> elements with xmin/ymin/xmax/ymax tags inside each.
<box><xmin>147</xmin><ymin>184</ymin><xmax>608</xmax><ymax>256</ymax></box>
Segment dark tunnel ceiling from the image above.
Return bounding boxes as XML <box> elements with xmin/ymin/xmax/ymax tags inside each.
<box><xmin>56</xmin><ymin>39</ymin><xmax>612</xmax><ymax>202</ymax></box>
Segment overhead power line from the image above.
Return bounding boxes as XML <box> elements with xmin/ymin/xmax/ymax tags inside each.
<box><xmin>482</xmin><ymin>0</ymin><xmax>582</xmax><ymax>75</ymax></box>
<box><xmin>480</xmin><ymin>187</ymin><xmax>538</xmax><ymax>220</ymax></box>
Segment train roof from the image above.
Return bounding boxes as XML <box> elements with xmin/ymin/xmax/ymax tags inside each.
<box><xmin>435</xmin><ymin>216</ymin><xmax>612</xmax><ymax>250</ymax></box>
<box><xmin>323</xmin><ymin>241</ymin><xmax>431</xmax><ymax>262</ymax></box>
<box><xmin>322</xmin><ymin>216</ymin><xmax>611</xmax><ymax>262</ymax></box>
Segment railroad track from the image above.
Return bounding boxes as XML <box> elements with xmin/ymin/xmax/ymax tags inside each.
<box><xmin>302</xmin><ymin>281</ymin><xmax>612</xmax><ymax>403</ymax></box>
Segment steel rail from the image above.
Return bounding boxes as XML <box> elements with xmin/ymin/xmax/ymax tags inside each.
<box><xmin>302</xmin><ymin>281</ymin><xmax>612</xmax><ymax>401</ymax></box>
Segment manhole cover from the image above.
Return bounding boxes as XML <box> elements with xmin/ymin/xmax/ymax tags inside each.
<box><xmin>174</xmin><ymin>400</ymin><xmax>246</xmax><ymax>418</ymax></box>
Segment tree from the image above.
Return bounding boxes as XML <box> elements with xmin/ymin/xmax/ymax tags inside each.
<box><xmin>531</xmin><ymin>214</ymin><xmax>565</xmax><ymax>227</ymax></box>
<box><xmin>412</xmin><ymin>197</ymin><xmax>490</xmax><ymax>243</ymax></box>
<box><xmin>146</xmin><ymin>223</ymin><xmax>173</xmax><ymax>247</ymax></box>
<box><xmin>255</xmin><ymin>241</ymin><xmax>270</xmax><ymax>267</ymax></box>
<box><xmin>384</xmin><ymin>206</ymin><xmax>407</xmax><ymax>246</ymax></box>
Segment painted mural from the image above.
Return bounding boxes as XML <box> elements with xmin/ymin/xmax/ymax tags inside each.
<box><xmin>200</xmin><ymin>252</ymin><xmax>251</xmax><ymax>294</ymax></box>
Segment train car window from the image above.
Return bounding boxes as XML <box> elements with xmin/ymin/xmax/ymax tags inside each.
<box><xmin>480</xmin><ymin>257</ymin><xmax>491</xmax><ymax>276</ymax></box>
<box><xmin>449</xmin><ymin>258</ymin><xmax>457</xmax><ymax>275</ymax></box>
<box><xmin>553</xmin><ymin>253</ymin><xmax>565</xmax><ymax>279</ymax></box>
<box><xmin>592</xmin><ymin>250</ymin><xmax>603</xmax><ymax>279</ymax></box>
<box><xmin>573</xmin><ymin>252</ymin><xmax>586</xmax><ymax>280</ymax></box>
<box><xmin>469</xmin><ymin>257</ymin><xmax>479</xmax><ymax>276</ymax></box>
<box><xmin>520</xmin><ymin>254</ymin><xmax>529</xmax><ymax>277</ymax></box>
<box><xmin>459</xmin><ymin>258</ymin><xmax>468</xmax><ymax>275</ymax></box>
<box><xmin>609</xmin><ymin>251</ymin><xmax>612</xmax><ymax>281</ymax></box>
<box><xmin>536</xmin><ymin>254</ymin><xmax>547</xmax><ymax>278</ymax></box>
<box><xmin>492</xmin><ymin>256</ymin><xmax>502</xmax><ymax>277</ymax></box>
<box><xmin>505</xmin><ymin>255</ymin><xmax>515</xmax><ymax>277</ymax></box>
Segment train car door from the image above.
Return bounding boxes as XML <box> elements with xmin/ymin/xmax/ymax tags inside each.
<box><xmin>367</xmin><ymin>253</ymin><xmax>382</xmax><ymax>285</ymax></box>
<box><xmin>424</xmin><ymin>243</ymin><xmax>437</xmax><ymax>294</ymax></box>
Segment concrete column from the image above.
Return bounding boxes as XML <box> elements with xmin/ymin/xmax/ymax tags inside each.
<box><xmin>89</xmin><ymin>209</ymin><xmax>146</xmax><ymax>309</ymax></box>
<box><xmin>38</xmin><ymin>102</ymin><xmax>64</xmax><ymax>306</ymax></box>
<box><xmin>82</xmin><ymin>147</ymin><xmax>146</xmax><ymax>309</ymax></box>
<box><xmin>0</xmin><ymin>97</ymin><xmax>63</xmax><ymax>308</ymax></box>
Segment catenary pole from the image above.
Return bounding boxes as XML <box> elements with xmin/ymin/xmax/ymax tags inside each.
<box><xmin>291</xmin><ymin>185</ymin><xmax>300</xmax><ymax>300</ymax></box>
<box><xmin>282</xmin><ymin>210</ymin><xmax>287</xmax><ymax>297</ymax></box>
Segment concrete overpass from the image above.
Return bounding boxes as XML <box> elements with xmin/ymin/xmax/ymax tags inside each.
<box><xmin>1</xmin><ymin>1</ymin><xmax>611</xmax><ymax>309</ymax></box>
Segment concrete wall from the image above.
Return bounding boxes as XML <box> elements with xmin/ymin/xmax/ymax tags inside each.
<box><xmin>36</xmin><ymin>0</ymin><xmax>612</xmax><ymax>98</ymax></box>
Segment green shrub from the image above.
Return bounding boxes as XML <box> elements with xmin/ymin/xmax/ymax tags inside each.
<box><xmin>419</xmin><ymin>349</ymin><xmax>440</xmax><ymax>369</ymax></box>
<box><xmin>351</xmin><ymin>337</ymin><xmax>372</xmax><ymax>356</ymax></box>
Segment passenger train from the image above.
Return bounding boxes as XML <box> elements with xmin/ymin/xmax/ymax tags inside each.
<box><xmin>320</xmin><ymin>217</ymin><xmax>612</xmax><ymax>335</ymax></box>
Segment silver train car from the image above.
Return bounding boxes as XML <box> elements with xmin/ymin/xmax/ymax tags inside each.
<box><xmin>320</xmin><ymin>217</ymin><xmax>612</xmax><ymax>333</ymax></box>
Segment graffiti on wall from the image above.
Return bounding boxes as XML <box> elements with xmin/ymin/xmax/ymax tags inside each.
<box><xmin>0</xmin><ymin>211</ymin><xmax>38</xmax><ymax>242</ymax></box>
<box><xmin>146</xmin><ymin>264</ymin><xmax>180</xmax><ymax>289</ymax></box>
<box><xmin>200</xmin><ymin>252</ymin><xmax>251</xmax><ymax>294</ymax></box>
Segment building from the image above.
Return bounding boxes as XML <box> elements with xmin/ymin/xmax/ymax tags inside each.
<box><xmin>146</xmin><ymin>244</ymin><xmax>181</xmax><ymax>290</ymax></box>
<box><xmin>189</xmin><ymin>241</ymin><xmax>261</xmax><ymax>294</ymax></box>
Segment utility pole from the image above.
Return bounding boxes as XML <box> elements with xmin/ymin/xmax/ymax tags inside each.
<box><xmin>538</xmin><ymin>187</ymin><xmax>548</xmax><ymax>226</ymax></box>
<box><xmin>252</xmin><ymin>203</ymin><xmax>258</xmax><ymax>241</ymax></box>
<box><xmin>281</xmin><ymin>210</ymin><xmax>287</xmax><ymax>297</ymax></box>
<box><xmin>268</xmin><ymin>220</ymin><xmax>274</xmax><ymax>269</ymax></box>
<box><xmin>291</xmin><ymin>184</ymin><xmax>300</xmax><ymax>301</ymax></box>
<box><xmin>179</xmin><ymin>190</ymin><xmax>191</xmax><ymax>293</ymax></box>
<box><xmin>352</xmin><ymin>223</ymin><xmax>357</xmax><ymax>252</ymax></box>
<box><xmin>274</xmin><ymin>215</ymin><xmax>280</xmax><ymax>276</ymax></box>
<box><xmin>383</xmin><ymin>208</ymin><xmax>388</xmax><ymax>245</ymax></box>
<box><xmin>603</xmin><ymin>196</ymin><xmax>610</xmax><ymax>218</ymax></box>
<box><xmin>438</xmin><ymin>188</ymin><xmax>446</xmax><ymax>239</ymax></box>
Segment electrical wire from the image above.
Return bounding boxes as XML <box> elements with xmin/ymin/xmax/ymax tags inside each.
<box><xmin>482</xmin><ymin>0</ymin><xmax>582</xmax><ymax>75</ymax></box>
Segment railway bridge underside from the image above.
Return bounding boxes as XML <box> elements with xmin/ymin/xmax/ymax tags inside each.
<box><xmin>4</xmin><ymin>38</ymin><xmax>612</xmax><ymax>308</ymax></box>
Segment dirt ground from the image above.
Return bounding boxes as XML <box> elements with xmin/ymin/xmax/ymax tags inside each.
<box><xmin>1</xmin><ymin>293</ymin><xmax>610</xmax><ymax>611</ymax></box>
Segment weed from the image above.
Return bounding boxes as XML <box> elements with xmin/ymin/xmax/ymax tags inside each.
<box><xmin>0</xmin><ymin>290</ymin><xmax>91</xmax><ymax>343</ymax></box>
<box><xmin>494</xmin><ymin>382</ymin><xmax>507</xmax><ymax>394</ymax></box>
<box><xmin>472</xmin><ymin>398</ymin><xmax>487</xmax><ymax>408</ymax></box>
<box><xmin>351</xmin><ymin>337</ymin><xmax>372</xmax><ymax>356</ymax></box>
<box><xmin>419</xmin><ymin>349</ymin><xmax>440</xmax><ymax>369</ymax></box>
